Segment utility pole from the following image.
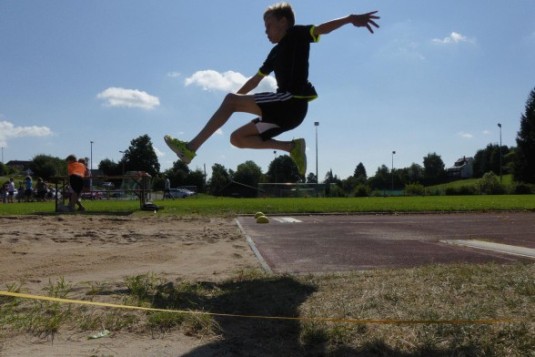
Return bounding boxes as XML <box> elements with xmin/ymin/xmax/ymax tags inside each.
<box><xmin>314</xmin><ymin>122</ymin><xmax>319</xmax><ymax>183</ymax></box>
<box><xmin>497</xmin><ymin>123</ymin><xmax>502</xmax><ymax>182</ymax></box>
<box><xmin>391</xmin><ymin>150</ymin><xmax>396</xmax><ymax>192</ymax></box>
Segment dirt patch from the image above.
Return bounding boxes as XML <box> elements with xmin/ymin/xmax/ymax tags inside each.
<box><xmin>0</xmin><ymin>214</ymin><xmax>259</xmax><ymax>355</ymax></box>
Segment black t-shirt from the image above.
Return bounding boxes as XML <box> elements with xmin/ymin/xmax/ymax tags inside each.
<box><xmin>259</xmin><ymin>25</ymin><xmax>318</xmax><ymax>100</ymax></box>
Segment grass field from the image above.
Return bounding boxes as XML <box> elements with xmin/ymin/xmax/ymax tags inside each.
<box><xmin>428</xmin><ymin>174</ymin><xmax>515</xmax><ymax>191</ymax></box>
<box><xmin>1</xmin><ymin>195</ymin><xmax>534</xmax><ymax>355</ymax></box>
<box><xmin>1</xmin><ymin>194</ymin><xmax>535</xmax><ymax>216</ymax></box>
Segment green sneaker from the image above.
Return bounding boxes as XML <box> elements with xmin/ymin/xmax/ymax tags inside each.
<box><xmin>164</xmin><ymin>135</ymin><xmax>196</xmax><ymax>164</ymax></box>
<box><xmin>290</xmin><ymin>138</ymin><xmax>307</xmax><ymax>176</ymax></box>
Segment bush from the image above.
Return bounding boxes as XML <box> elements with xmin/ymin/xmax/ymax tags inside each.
<box><xmin>352</xmin><ymin>184</ymin><xmax>370</xmax><ymax>197</ymax></box>
<box><xmin>425</xmin><ymin>188</ymin><xmax>444</xmax><ymax>196</ymax></box>
<box><xmin>0</xmin><ymin>163</ymin><xmax>11</xmax><ymax>176</ymax></box>
<box><xmin>513</xmin><ymin>183</ymin><xmax>533</xmax><ymax>194</ymax></box>
<box><xmin>370</xmin><ymin>190</ymin><xmax>386</xmax><ymax>197</ymax></box>
<box><xmin>478</xmin><ymin>172</ymin><xmax>506</xmax><ymax>195</ymax></box>
<box><xmin>445</xmin><ymin>186</ymin><xmax>477</xmax><ymax>196</ymax></box>
<box><xmin>327</xmin><ymin>185</ymin><xmax>346</xmax><ymax>197</ymax></box>
<box><xmin>404</xmin><ymin>183</ymin><xmax>425</xmax><ymax>196</ymax></box>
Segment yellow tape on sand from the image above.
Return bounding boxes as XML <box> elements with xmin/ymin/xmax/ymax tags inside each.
<box><xmin>0</xmin><ymin>291</ymin><xmax>522</xmax><ymax>325</ymax></box>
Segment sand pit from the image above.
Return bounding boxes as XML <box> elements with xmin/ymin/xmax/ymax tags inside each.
<box><xmin>0</xmin><ymin>214</ymin><xmax>260</xmax><ymax>356</ymax></box>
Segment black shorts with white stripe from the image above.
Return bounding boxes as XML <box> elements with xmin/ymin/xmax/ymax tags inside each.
<box><xmin>252</xmin><ymin>92</ymin><xmax>308</xmax><ymax>141</ymax></box>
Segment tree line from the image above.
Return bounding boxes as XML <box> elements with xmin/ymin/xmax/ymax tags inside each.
<box><xmin>3</xmin><ymin>87</ymin><xmax>534</xmax><ymax>195</ymax></box>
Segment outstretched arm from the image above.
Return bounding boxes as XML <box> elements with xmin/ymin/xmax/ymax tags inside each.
<box><xmin>236</xmin><ymin>73</ymin><xmax>263</xmax><ymax>95</ymax></box>
<box><xmin>314</xmin><ymin>11</ymin><xmax>380</xmax><ymax>36</ymax></box>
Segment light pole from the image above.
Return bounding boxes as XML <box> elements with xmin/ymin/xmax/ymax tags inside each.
<box><xmin>497</xmin><ymin>123</ymin><xmax>502</xmax><ymax>182</ymax></box>
<box><xmin>314</xmin><ymin>122</ymin><xmax>319</xmax><ymax>184</ymax></box>
<box><xmin>119</xmin><ymin>150</ymin><xmax>126</xmax><ymax>175</ymax></box>
<box><xmin>273</xmin><ymin>150</ymin><xmax>277</xmax><ymax>183</ymax></box>
<box><xmin>391</xmin><ymin>151</ymin><xmax>396</xmax><ymax>192</ymax></box>
<box><xmin>90</xmin><ymin>141</ymin><xmax>94</xmax><ymax>191</ymax></box>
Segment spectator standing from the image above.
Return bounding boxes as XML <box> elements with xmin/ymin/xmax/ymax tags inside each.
<box><xmin>7</xmin><ymin>178</ymin><xmax>16</xmax><ymax>203</ymax></box>
<box><xmin>24</xmin><ymin>176</ymin><xmax>33</xmax><ymax>202</ymax></box>
<box><xmin>78</xmin><ymin>158</ymin><xmax>92</xmax><ymax>197</ymax></box>
<box><xmin>163</xmin><ymin>177</ymin><xmax>173</xmax><ymax>200</ymax></box>
<box><xmin>36</xmin><ymin>178</ymin><xmax>48</xmax><ymax>201</ymax></box>
<box><xmin>17</xmin><ymin>182</ymin><xmax>24</xmax><ymax>203</ymax></box>
<box><xmin>66</xmin><ymin>154</ymin><xmax>86</xmax><ymax>212</ymax></box>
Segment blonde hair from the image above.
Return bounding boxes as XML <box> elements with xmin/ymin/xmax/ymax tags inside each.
<box><xmin>264</xmin><ymin>2</ymin><xmax>295</xmax><ymax>27</ymax></box>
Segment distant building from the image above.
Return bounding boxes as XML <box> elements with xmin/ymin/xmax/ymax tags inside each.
<box><xmin>6</xmin><ymin>160</ymin><xmax>32</xmax><ymax>173</ymax></box>
<box><xmin>446</xmin><ymin>156</ymin><xmax>474</xmax><ymax>179</ymax></box>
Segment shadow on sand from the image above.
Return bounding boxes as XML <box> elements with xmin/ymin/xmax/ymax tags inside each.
<box><xmin>146</xmin><ymin>276</ymin><xmax>485</xmax><ymax>356</ymax></box>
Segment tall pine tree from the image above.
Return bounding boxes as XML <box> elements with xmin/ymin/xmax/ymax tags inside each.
<box><xmin>514</xmin><ymin>87</ymin><xmax>535</xmax><ymax>183</ymax></box>
<box><xmin>121</xmin><ymin>135</ymin><xmax>160</xmax><ymax>177</ymax></box>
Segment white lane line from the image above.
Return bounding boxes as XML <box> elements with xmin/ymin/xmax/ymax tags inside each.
<box><xmin>235</xmin><ymin>219</ymin><xmax>272</xmax><ymax>274</ymax></box>
<box><xmin>273</xmin><ymin>217</ymin><xmax>302</xmax><ymax>223</ymax></box>
<box><xmin>441</xmin><ymin>240</ymin><xmax>535</xmax><ymax>259</ymax></box>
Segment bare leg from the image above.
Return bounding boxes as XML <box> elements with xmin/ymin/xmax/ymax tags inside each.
<box><xmin>188</xmin><ymin>93</ymin><xmax>261</xmax><ymax>152</ymax></box>
<box><xmin>230</xmin><ymin>122</ymin><xmax>294</xmax><ymax>152</ymax></box>
<box><xmin>230</xmin><ymin>121</ymin><xmax>307</xmax><ymax>175</ymax></box>
<box><xmin>166</xmin><ymin>92</ymin><xmax>305</xmax><ymax>175</ymax></box>
<box><xmin>69</xmin><ymin>192</ymin><xmax>78</xmax><ymax>210</ymax></box>
<box><xmin>76</xmin><ymin>197</ymin><xmax>85</xmax><ymax>211</ymax></box>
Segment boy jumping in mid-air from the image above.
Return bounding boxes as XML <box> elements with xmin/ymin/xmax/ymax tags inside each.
<box><xmin>165</xmin><ymin>2</ymin><xmax>379</xmax><ymax>176</ymax></box>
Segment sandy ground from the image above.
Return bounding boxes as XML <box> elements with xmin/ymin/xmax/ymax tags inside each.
<box><xmin>0</xmin><ymin>214</ymin><xmax>260</xmax><ymax>356</ymax></box>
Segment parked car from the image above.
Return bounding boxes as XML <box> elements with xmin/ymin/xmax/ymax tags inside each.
<box><xmin>110</xmin><ymin>190</ymin><xmax>125</xmax><ymax>198</ymax></box>
<box><xmin>81</xmin><ymin>191</ymin><xmax>103</xmax><ymax>200</ymax></box>
<box><xmin>169</xmin><ymin>188</ymin><xmax>196</xmax><ymax>199</ymax></box>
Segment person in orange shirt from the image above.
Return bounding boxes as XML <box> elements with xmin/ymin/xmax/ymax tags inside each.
<box><xmin>66</xmin><ymin>154</ymin><xmax>86</xmax><ymax>212</ymax></box>
<box><xmin>78</xmin><ymin>157</ymin><xmax>92</xmax><ymax>194</ymax></box>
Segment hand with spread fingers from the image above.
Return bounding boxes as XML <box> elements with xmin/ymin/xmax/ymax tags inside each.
<box><xmin>349</xmin><ymin>11</ymin><xmax>380</xmax><ymax>33</ymax></box>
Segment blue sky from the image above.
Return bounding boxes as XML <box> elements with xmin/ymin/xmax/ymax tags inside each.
<box><xmin>1</xmin><ymin>0</ymin><xmax>534</xmax><ymax>180</ymax></box>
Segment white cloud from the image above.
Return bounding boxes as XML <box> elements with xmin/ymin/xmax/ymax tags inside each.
<box><xmin>185</xmin><ymin>70</ymin><xmax>277</xmax><ymax>93</ymax></box>
<box><xmin>0</xmin><ymin>120</ymin><xmax>53</xmax><ymax>147</ymax></box>
<box><xmin>432</xmin><ymin>32</ymin><xmax>475</xmax><ymax>45</ymax></box>
<box><xmin>153</xmin><ymin>146</ymin><xmax>165</xmax><ymax>157</ymax></box>
<box><xmin>185</xmin><ymin>70</ymin><xmax>246</xmax><ymax>92</ymax></box>
<box><xmin>482</xmin><ymin>130</ymin><xmax>491</xmax><ymax>136</ymax></box>
<box><xmin>255</xmin><ymin>76</ymin><xmax>278</xmax><ymax>92</ymax></box>
<box><xmin>167</xmin><ymin>71</ymin><xmax>181</xmax><ymax>78</ymax></box>
<box><xmin>373</xmin><ymin>21</ymin><xmax>426</xmax><ymax>63</ymax></box>
<box><xmin>458</xmin><ymin>131</ymin><xmax>473</xmax><ymax>139</ymax></box>
<box><xmin>396</xmin><ymin>42</ymin><xmax>426</xmax><ymax>61</ymax></box>
<box><xmin>215</xmin><ymin>128</ymin><xmax>224</xmax><ymax>135</ymax></box>
<box><xmin>97</xmin><ymin>87</ymin><xmax>160</xmax><ymax>110</ymax></box>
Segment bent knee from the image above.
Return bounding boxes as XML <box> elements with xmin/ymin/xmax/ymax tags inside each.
<box><xmin>230</xmin><ymin>131</ymin><xmax>245</xmax><ymax>148</ymax></box>
<box><xmin>222</xmin><ymin>93</ymin><xmax>239</xmax><ymax>109</ymax></box>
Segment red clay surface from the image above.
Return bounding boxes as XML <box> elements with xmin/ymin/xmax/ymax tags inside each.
<box><xmin>237</xmin><ymin>212</ymin><xmax>535</xmax><ymax>274</ymax></box>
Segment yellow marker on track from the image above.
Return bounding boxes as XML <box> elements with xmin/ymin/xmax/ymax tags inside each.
<box><xmin>256</xmin><ymin>215</ymin><xmax>269</xmax><ymax>224</ymax></box>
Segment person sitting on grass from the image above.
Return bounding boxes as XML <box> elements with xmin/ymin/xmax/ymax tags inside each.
<box><xmin>165</xmin><ymin>2</ymin><xmax>379</xmax><ymax>177</ymax></box>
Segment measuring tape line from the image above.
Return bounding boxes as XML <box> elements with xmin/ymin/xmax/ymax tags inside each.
<box><xmin>0</xmin><ymin>290</ymin><xmax>523</xmax><ymax>325</ymax></box>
